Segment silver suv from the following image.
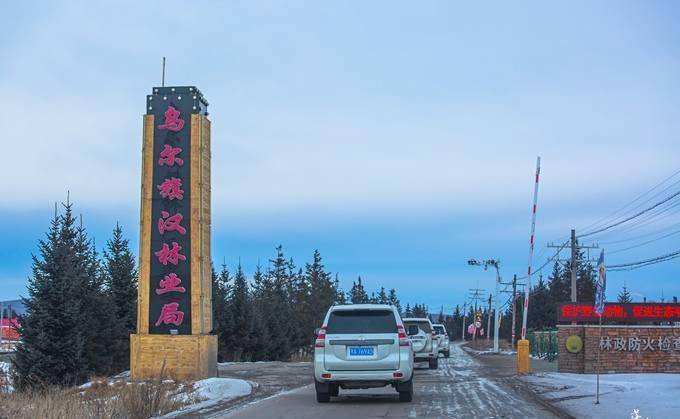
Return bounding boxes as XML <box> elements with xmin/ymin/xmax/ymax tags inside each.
<box><xmin>432</xmin><ymin>323</ymin><xmax>450</xmax><ymax>358</ymax></box>
<box><xmin>403</xmin><ymin>317</ymin><xmax>439</xmax><ymax>369</ymax></box>
<box><xmin>314</xmin><ymin>304</ymin><xmax>414</xmax><ymax>403</ymax></box>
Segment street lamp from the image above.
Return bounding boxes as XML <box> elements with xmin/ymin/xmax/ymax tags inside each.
<box><xmin>467</xmin><ymin>258</ymin><xmax>501</xmax><ymax>353</ymax></box>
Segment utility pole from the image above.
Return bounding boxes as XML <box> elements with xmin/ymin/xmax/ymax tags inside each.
<box><xmin>486</xmin><ymin>294</ymin><xmax>492</xmax><ymax>342</ymax></box>
<box><xmin>570</xmin><ymin>229</ymin><xmax>577</xmax><ymax>303</ymax></box>
<box><xmin>461</xmin><ymin>302</ymin><xmax>467</xmax><ymax>341</ymax></box>
<box><xmin>548</xmin><ymin>230</ymin><xmax>599</xmax><ymax>307</ymax></box>
<box><xmin>499</xmin><ymin>274</ymin><xmax>526</xmax><ymax>351</ymax></box>
<box><xmin>511</xmin><ymin>275</ymin><xmax>517</xmax><ymax>350</ymax></box>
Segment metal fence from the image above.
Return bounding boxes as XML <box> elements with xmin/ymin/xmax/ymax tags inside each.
<box><xmin>527</xmin><ymin>329</ymin><xmax>558</xmax><ymax>361</ymax></box>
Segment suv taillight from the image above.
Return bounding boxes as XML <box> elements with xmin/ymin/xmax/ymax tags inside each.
<box><xmin>315</xmin><ymin>326</ymin><xmax>327</xmax><ymax>348</ymax></box>
<box><xmin>397</xmin><ymin>325</ymin><xmax>410</xmax><ymax>346</ymax></box>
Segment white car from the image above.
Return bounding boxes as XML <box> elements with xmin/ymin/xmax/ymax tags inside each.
<box><xmin>432</xmin><ymin>323</ymin><xmax>450</xmax><ymax>358</ymax></box>
<box><xmin>314</xmin><ymin>304</ymin><xmax>414</xmax><ymax>403</ymax></box>
<box><xmin>403</xmin><ymin>317</ymin><xmax>439</xmax><ymax>369</ymax></box>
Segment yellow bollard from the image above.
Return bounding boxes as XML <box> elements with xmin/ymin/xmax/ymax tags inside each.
<box><xmin>517</xmin><ymin>339</ymin><xmax>531</xmax><ymax>374</ymax></box>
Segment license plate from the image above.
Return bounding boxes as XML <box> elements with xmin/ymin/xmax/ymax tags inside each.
<box><xmin>349</xmin><ymin>346</ymin><xmax>374</xmax><ymax>356</ymax></box>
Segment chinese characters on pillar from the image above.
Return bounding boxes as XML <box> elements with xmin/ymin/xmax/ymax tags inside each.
<box><xmin>148</xmin><ymin>98</ymin><xmax>193</xmax><ymax>334</ymax></box>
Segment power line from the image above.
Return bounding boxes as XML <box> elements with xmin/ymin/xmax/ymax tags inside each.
<box><xmin>590</xmin><ymin>199</ymin><xmax>680</xmax><ymax>240</ymax></box>
<box><xmin>608</xmin><ymin>249</ymin><xmax>680</xmax><ymax>271</ymax></box>
<box><xmin>578</xmin><ymin>169</ymin><xmax>680</xmax><ymax>234</ymax></box>
<box><xmin>607</xmin><ymin>228</ymin><xmax>680</xmax><ymax>255</ymax></box>
<box><xmin>599</xmin><ymin>220</ymin><xmax>680</xmax><ymax>245</ymax></box>
<box><xmin>578</xmin><ymin>190</ymin><xmax>680</xmax><ymax>238</ymax></box>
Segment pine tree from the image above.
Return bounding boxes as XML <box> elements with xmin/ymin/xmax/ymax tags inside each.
<box><xmin>78</xmin><ymin>228</ymin><xmax>115</xmax><ymax>377</ymax></box>
<box><xmin>387</xmin><ymin>288</ymin><xmax>401</xmax><ymax>314</ymax></box>
<box><xmin>576</xmin><ymin>251</ymin><xmax>597</xmax><ymax>303</ymax></box>
<box><xmin>377</xmin><ymin>287</ymin><xmax>389</xmax><ymax>304</ymax></box>
<box><xmin>349</xmin><ymin>277</ymin><xmax>369</xmax><ymax>304</ymax></box>
<box><xmin>213</xmin><ymin>263</ymin><xmax>232</xmax><ymax>361</ymax></box>
<box><xmin>528</xmin><ymin>276</ymin><xmax>552</xmax><ymax>330</ymax></box>
<box><xmin>250</xmin><ymin>264</ymin><xmax>272</xmax><ymax>361</ymax></box>
<box><xmin>228</xmin><ymin>264</ymin><xmax>254</xmax><ymax>361</ymax></box>
<box><xmin>102</xmin><ymin>223</ymin><xmax>138</xmax><ymax>373</ymax></box>
<box><xmin>412</xmin><ymin>303</ymin><xmax>428</xmax><ymax>318</ymax></box>
<box><xmin>548</xmin><ymin>261</ymin><xmax>568</xmax><ymax>305</ymax></box>
<box><xmin>14</xmin><ymin>202</ymin><xmax>87</xmax><ymax>389</ymax></box>
<box><xmin>437</xmin><ymin>306</ymin><xmax>445</xmax><ymax>324</ymax></box>
<box><xmin>306</xmin><ymin>250</ymin><xmax>336</xmax><ymax>333</ymax></box>
<box><xmin>618</xmin><ymin>283</ymin><xmax>633</xmax><ymax>303</ymax></box>
<box><xmin>404</xmin><ymin>304</ymin><xmax>412</xmax><ymax>317</ymax></box>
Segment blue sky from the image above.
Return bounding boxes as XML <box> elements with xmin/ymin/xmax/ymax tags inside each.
<box><xmin>1</xmin><ymin>1</ymin><xmax>679</xmax><ymax>311</ymax></box>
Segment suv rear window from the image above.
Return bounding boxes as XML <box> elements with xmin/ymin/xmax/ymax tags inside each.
<box><xmin>433</xmin><ymin>325</ymin><xmax>446</xmax><ymax>335</ymax></box>
<box><xmin>404</xmin><ymin>321</ymin><xmax>432</xmax><ymax>334</ymax></box>
<box><xmin>326</xmin><ymin>310</ymin><xmax>397</xmax><ymax>334</ymax></box>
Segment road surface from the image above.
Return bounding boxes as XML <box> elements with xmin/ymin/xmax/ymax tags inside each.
<box><xmin>201</xmin><ymin>343</ymin><xmax>562</xmax><ymax>419</ymax></box>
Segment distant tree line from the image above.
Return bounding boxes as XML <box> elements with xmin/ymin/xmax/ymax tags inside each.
<box><xmin>14</xmin><ymin>199</ymin><xmax>411</xmax><ymax>389</ymax></box>
<box><xmin>211</xmin><ymin>246</ymin><xmax>405</xmax><ymax>362</ymax></box>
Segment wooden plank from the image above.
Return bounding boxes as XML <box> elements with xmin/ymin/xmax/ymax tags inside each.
<box><xmin>190</xmin><ymin>114</ymin><xmax>201</xmax><ymax>334</ymax></box>
<box><xmin>138</xmin><ymin>115</ymin><xmax>155</xmax><ymax>334</ymax></box>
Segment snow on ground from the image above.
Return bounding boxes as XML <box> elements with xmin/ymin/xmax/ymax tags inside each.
<box><xmin>0</xmin><ymin>361</ymin><xmax>13</xmax><ymax>392</ymax></box>
<box><xmin>469</xmin><ymin>348</ymin><xmax>517</xmax><ymax>356</ymax></box>
<box><xmin>521</xmin><ymin>372</ymin><xmax>680</xmax><ymax>419</ymax></box>
<box><xmin>164</xmin><ymin>377</ymin><xmax>252</xmax><ymax>417</ymax></box>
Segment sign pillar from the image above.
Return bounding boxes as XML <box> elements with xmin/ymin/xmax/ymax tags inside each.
<box><xmin>131</xmin><ymin>86</ymin><xmax>216</xmax><ymax>380</ymax></box>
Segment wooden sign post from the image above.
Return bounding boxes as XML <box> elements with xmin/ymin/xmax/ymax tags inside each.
<box><xmin>130</xmin><ymin>86</ymin><xmax>216</xmax><ymax>380</ymax></box>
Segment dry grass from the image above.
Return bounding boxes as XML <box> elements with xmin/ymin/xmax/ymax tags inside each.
<box><xmin>0</xmin><ymin>377</ymin><xmax>200</xmax><ymax>419</ymax></box>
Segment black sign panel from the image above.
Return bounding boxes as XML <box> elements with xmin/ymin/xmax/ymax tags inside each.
<box><xmin>146</xmin><ymin>86</ymin><xmax>208</xmax><ymax>335</ymax></box>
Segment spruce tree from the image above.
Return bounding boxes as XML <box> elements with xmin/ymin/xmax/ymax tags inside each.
<box><xmin>78</xmin><ymin>229</ymin><xmax>115</xmax><ymax>377</ymax></box>
<box><xmin>528</xmin><ymin>276</ymin><xmax>552</xmax><ymax>329</ymax></box>
<box><xmin>349</xmin><ymin>277</ymin><xmax>369</xmax><ymax>304</ymax></box>
<box><xmin>617</xmin><ymin>283</ymin><xmax>633</xmax><ymax>303</ymax></box>
<box><xmin>212</xmin><ymin>263</ymin><xmax>232</xmax><ymax>361</ymax></box>
<box><xmin>548</xmin><ymin>261</ymin><xmax>568</xmax><ymax>305</ymax></box>
<box><xmin>102</xmin><ymin>223</ymin><xmax>138</xmax><ymax>373</ymax></box>
<box><xmin>250</xmin><ymin>264</ymin><xmax>272</xmax><ymax>360</ymax></box>
<box><xmin>229</xmin><ymin>264</ymin><xmax>254</xmax><ymax>361</ymax></box>
<box><xmin>404</xmin><ymin>304</ymin><xmax>412</xmax><ymax>317</ymax></box>
<box><xmin>377</xmin><ymin>287</ymin><xmax>389</xmax><ymax>304</ymax></box>
<box><xmin>14</xmin><ymin>202</ymin><xmax>86</xmax><ymax>389</ymax></box>
<box><xmin>306</xmin><ymin>250</ymin><xmax>336</xmax><ymax>333</ymax></box>
<box><xmin>388</xmin><ymin>288</ymin><xmax>401</xmax><ymax>314</ymax></box>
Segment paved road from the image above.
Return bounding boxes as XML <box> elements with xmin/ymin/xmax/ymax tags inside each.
<box><xmin>214</xmin><ymin>343</ymin><xmax>560</xmax><ymax>419</ymax></box>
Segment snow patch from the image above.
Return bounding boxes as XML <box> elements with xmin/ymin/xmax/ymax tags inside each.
<box><xmin>0</xmin><ymin>362</ymin><xmax>13</xmax><ymax>392</ymax></box>
<box><xmin>522</xmin><ymin>372</ymin><xmax>680</xmax><ymax>419</ymax></box>
<box><xmin>164</xmin><ymin>377</ymin><xmax>252</xmax><ymax>417</ymax></box>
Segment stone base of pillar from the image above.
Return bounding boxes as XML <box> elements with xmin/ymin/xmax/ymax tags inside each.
<box><xmin>130</xmin><ymin>334</ymin><xmax>217</xmax><ymax>380</ymax></box>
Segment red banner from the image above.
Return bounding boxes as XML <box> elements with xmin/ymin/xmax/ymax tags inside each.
<box><xmin>558</xmin><ymin>303</ymin><xmax>680</xmax><ymax>323</ymax></box>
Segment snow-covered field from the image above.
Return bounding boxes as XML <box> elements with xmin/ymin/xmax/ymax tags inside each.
<box><xmin>522</xmin><ymin>372</ymin><xmax>680</xmax><ymax>419</ymax></box>
<box><xmin>164</xmin><ymin>377</ymin><xmax>252</xmax><ymax>417</ymax></box>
